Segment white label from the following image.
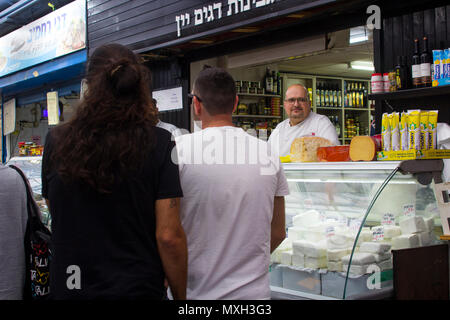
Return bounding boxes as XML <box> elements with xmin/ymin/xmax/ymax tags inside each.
<box><xmin>326</xmin><ymin>226</ymin><xmax>335</xmax><ymax>238</ymax></box>
<box><xmin>420</xmin><ymin>63</ymin><xmax>431</xmax><ymax>77</ymax></box>
<box><xmin>372</xmin><ymin>226</ymin><xmax>384</xmax><ymax>241</ymax></box>
<box><xmin>403</xmin><ymin>204</ymin><xmax>416</xmax><ymax>217</ymax></box>
<box><xmin>381</xmin><ymin>213</ymin><xmax>395</xmax><ymax>225</ymax></box>
<box><xmin>349</xmin><ymin>218</ymin><xmax>362</xmax><ymax>233</ymax></box>
<box><xmin>412</xmin><ymin>65</ymin><xmax>421</xmax><ymax>78</ymax></box>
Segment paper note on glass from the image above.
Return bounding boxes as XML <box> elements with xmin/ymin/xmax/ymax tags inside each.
<box><xmin>3</xmin><ymin>98</ymin><xmax>16</xmax><ymax>135</ymax></box>
<box><xmin>47</xmin><ymin>91</ymin><xmax>59</xmax><ymax>125</ymax></box>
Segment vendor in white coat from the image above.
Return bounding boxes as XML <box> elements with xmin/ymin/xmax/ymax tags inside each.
<box><xmin>268</xmin><ymin>84</ymin><xmax>339</xmax><ymax>157</ymax></box>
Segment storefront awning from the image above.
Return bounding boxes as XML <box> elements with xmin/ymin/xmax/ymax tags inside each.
<box><xmin>0</xmin><ymin>49</ymin><xmax>87</xmax><ymax>104</ymax></box>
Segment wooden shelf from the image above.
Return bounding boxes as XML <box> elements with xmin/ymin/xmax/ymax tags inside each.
<box><xmin>232</xmin><ymin>114</ymin><xmax>281</xmax><ymax>119</ymax></box>
<box><xmin>368</xmin><ymin>85</ymin><xmax>450</xmax><ymax>100</ymax></box>
<box><xmin>238</xmin><ymin>93</ymin><xmax>281</xmax><ymax>98</ymax></box>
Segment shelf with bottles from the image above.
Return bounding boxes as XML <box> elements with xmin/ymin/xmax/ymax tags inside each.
<box><xmin>343</xmin><ymin>80</ymin><xmax>369</xmax><ymax>108</ymax></box>
<box><xmin>315</xmin><ymin>78</ymin><xmax>343</xmax><ymax>109</ymax></box>
<box><xmin>232</xmin><ymin>115</ymin><xmax>282</xmax><ymax>119</ymax></box>
<box><xmin>232</xmin><ymin>118</ymin><xmax>281</xmax><ymax>139</ymax></box>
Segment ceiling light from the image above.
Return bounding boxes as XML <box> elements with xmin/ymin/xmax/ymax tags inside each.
<box><xmin>349</xmin><ymin>26</ymin><xmax>368</xmax><ymax>44</ymax></box>
<box><xmin>350</xmin><ymin>61</ymin><xmax>374</xmax><ymax>71</ymax></box>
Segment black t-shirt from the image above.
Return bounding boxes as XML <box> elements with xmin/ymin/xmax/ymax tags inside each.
<box><xmin>41</xmin><ymin>126</ymin><xmax>183</xmax><ymax>299</ymax></box>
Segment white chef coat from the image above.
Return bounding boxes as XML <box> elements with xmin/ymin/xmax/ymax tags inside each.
<box><xmin>268</xmin><ymin>111</ymin><xmax>340</xmax><ymax>157</ymax></box>
<box><xmin>174</xmin><ymin>126</ymin><xmax>289</xmax><ymax>299</ymax></box>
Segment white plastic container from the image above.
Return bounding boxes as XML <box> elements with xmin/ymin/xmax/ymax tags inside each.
<box><xmin>371</xmin><ymin>73</ymin><xmax>383</xmax><ymax>93</ymax></box>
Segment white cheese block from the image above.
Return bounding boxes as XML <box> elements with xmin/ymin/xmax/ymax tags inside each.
<box><xmin>359</xmin><ymin>242</ymin><xmax>391</xmax><ymax>254</ymax></box>
<box><xmin>423</xmin><ymin>217</ymin><xmax>435</xmax><ymax>233</ymax></box>
<box><xmin>392</xmin><ymin>234</ymin><xmax>419</xmax><ymax>250</ymax></box>
<box><xmin>292</xmin><ymin>210</ymin><xmax>321</xmax><ymax>227</ymax></box>
<box><xmin>373</xmin><ymin>252</ymin><xmax>391</xmax><ymax>262</ymax></box>
<box><xmin>417</xmin><ymin>232</ymin><xmax>432</xmax><ymax>247</ymax></box>
<box><xmin>399</xmin><ymin>216</ymin><xmax>426</xmax><ymax>234</ymax></box>
<box><xmin>383</xmin><ymin>225</ymin><xmax>402</xmax><ymax>238</ymax></box>
<box><xmin>275</xmin><ymin>238</ymin><xmax>292</xmax><ymax>251</ymax></box>
<box><xmin>327</xmin><ymin>248</ymin><xmax>351</xmax><ymax>261</ymax></box>
<box><xmin>328</xmin><ymin>261</ymin><xmax>343</xmax><ymax>272</ymax></box>
<box><xmin>305</xmin><ymin>256</ymin><xmax>327</xmax><ymax>269</ymax></box>
<box><xmin>360</xmin><ymin>229</ymin><xmax>373</xmax><ymax>242</ymax></box>
<box><xmin>327</xmin><ymin>233</ymin><xmax>352</xmax><ymax>250</ymax></box>
<box><xmin>288</xmin><ymin>227</ymin><xmax>303</xmax><ymax>241</ymax></box>
<box><xmin>292</xmin><ymin>239</ymin><xmax>327</xmax><ymax>258</ymax></box>
<box><xmin>342</xmin><ymin>252</ymin><xmax>376</xmax><ymax>265</ymax></box>
<box><xmin>378</xmin><ymin>259</ymin><xmax>393</xmax><ymax>271</ymax></box>
<box><xmin>343</xmin><ymin>264</ymin><xmax>368</xmax><ymax>276</ymax></box>
<box><xmin>292</xmin><ymin>254</ymin><xmax>305</xmax><ymax>268</ymax></box>
<box><xmin>270</xmin><ymin>250</ymin><xmax>282</xmax><ymax>264</ymax></box>
<box><xmin>280</xmin><ymin>250</ymin><xmax>293</xmax><ymax>265</ymax></box>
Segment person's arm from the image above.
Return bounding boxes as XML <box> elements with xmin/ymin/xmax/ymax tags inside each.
<box><xmin>155</xmin><ymin>197</ymin><xmax>187</xmax><ymax>300</ymax></box>
<box><xmin>271</xmin><ymin>196</ymin><xmax>286</xmax><ymax>253</ymax></box>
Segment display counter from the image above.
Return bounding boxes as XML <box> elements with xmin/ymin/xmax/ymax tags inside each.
<box><xmin>271</xmin><ymin>161</ymin><xmax>445</xmax><ymax>300</ymax></box>
<box><xmin>7</xmin><ymin>156</ymin><xmax>50</xmax><ymax>228</ymax></box>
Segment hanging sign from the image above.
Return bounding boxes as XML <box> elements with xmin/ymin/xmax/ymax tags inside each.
<box><xmin>153</xmin><ymin>87</ymin><xmax>183</xmax><ymax>112</ymax></box>
<box><xmin>174</xmin><ymin>0</ymin><xmax>277</xmax><ymax>37</ymax></box>
<box><xmin>47</xmin><ymin>91</ymin><xmax>60</xmax><ymax>125</ymax></box>
<box><xmin>3</xmin><ymin>98</ymin><xmax>16</xmax><ymax>135</ymax></box>
<box><xmin>0</xmin><ymin>0</ymin><xmax>86</xmax><ymax>77</ymax></box>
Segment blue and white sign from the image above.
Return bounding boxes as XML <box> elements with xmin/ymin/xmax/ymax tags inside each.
<box><xmin>0</xmin><ymin>0</ymin><xmax>86</xmax><ymax>77</ymax></box>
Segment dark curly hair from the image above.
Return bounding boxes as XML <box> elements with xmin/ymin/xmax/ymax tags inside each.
<box><xmin>50</xmin><ymin>43</ymin><xmax>158</xmax><ymax>194</ymax></box>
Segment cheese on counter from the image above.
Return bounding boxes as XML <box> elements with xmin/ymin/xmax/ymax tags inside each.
<box><xmin>399</xmin><ymin>216</ymin><xmax>426</xmax><ymax>234</ymax></box>
<box><xmin>271</xmin><ymin>250</ymin><xmax>282</xmax><ymax>264</ymax></box>
<box><xmin>378</xmin><ymin>259</ymin><xmax>393</xmax><ymax>271</ymax></box>
<box><xmin>417</xmin><ymin>232</ymin><xmax>432</xmax><ymax>246</ymax></box>
<box><xmin>292</xmin><ymin>254</ymin><xmax>305</xmax><ymax>268</ymax></box>
<box><xmin>280</xmin><ymin>250</ymin><xmax>293</xmax><ymax>265</ymax></box>
<box><xmin>290</xmin><ymin>136</ymin><xmax>333</xmax><ymax>162</ymax></box>
<box><xmin>327</xmin><ymin>233</ymin><xmax>352</xmax><ymax>250</ymax></box>
<box><xmin>423</xmin><ymin>217</ymin><xmax>435</xmax><ymax>233</ymax></box>
<box><xmin>343</xmin><ymin>264</ymin><xmax>368</xmax><ymax>276</ymax></box>
<box><xmin>328</xmin><ymin>261</ymin><xmax>343</xmax><ymax>272</ymax></box>
<box><xmin>341</xmin><ymin>252</ymin><xmax>376</xmax><ymax>266</ymax></box>
<box><xmin>373</xmin><ymin>252</ymin><xmax>391</xmax><ymax>262</ymax></box>
<box><xmin>292</xmin><ymin>210</ymin><xmax>321</xmax><ymax>227</ymax></box>
<box><xmin>327</xmin><ymin>248</ymin><xmax>352</xmax><ymax>261</ymax></box>
<box><xmin>305</xmin><ymin>256</ymin><xmax>327</xmax><ymax>269</ymax></box>
<box><xmin>383</xmin><ymin>225</ymin><xmax>402</xmax><ymax>238</ymax></box>
<box><xmin>359</xmin><ymin>242</ymin><xmax>391</xmax><ymax>254</ymax></box>
<box><xmin>392</xmin><ymin>234</ymin><xmax>419</xmax><ymax>250</ymax></box>
<box><xmin>292</xmin><ymin>239</ymin><xmax>327</xmax><ymax>258</ymax></box>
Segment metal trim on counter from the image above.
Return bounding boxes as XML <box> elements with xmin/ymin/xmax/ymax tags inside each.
<box><xmin>281</xmin><ymin>161</ymin><xmax>401</xmax><ymax>171</ymax></box>
<box><xmin>270</xmin><ymin>286</ymin><xmax>339</xmax><ymax>300</ymax></box>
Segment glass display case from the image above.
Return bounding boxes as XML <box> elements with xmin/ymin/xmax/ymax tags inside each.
<box><xmin>270</xmin><ymin>161</ymin><xmax>444</xmax><ymax>300</ymax></box>
<box><xmin>6</xmin><ymin>156</ymin><xmax>51</xmax><ymax>228</ymax></box>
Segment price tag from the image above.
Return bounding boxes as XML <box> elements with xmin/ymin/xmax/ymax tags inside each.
<box><xmin>381</xmin><ymin>213</ymin><xmax>395</xmax><ymax>226</ymax></box>
<box><xmin>319</xmin><ymin>211</ymin><xmax>327</xmax><ymax>222</ymax></box>
<box><xmin>325</xmin><ymin>226</ymin><xmax>335</xmax><ymax>238</ymax></box>
<box><xmin>403</xmin><ymin>204</ymin><xmax>416</xmax><ymax>217</ymax></box>
<box><xmin>348</xmin><ymin>218</ymin><xmax>362</xmax><ymax>233</ymax></box>
<box><xmin>372</xmin><ymin>226</ymin><xmax>385</xmax><ymax>242</ymax></box>
<box><xmin>304</xmin><ymin>198</ymin><xmax>313</xmax><ymax>209</ymax></box>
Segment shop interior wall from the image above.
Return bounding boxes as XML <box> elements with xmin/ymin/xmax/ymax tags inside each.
<box><xmin>374</xmin><ymin>5</ymin><xmax>450</xmax><ymax>127</ymax></box>
<box><xmin>8</xmin><ymin>100</ymin><xmax>77</xmax><ymax>157</ymax></box>
<box><xmin>146</xmin><ymin>58</ymin><xmax>190</xmax><ymax>131</ymax></box>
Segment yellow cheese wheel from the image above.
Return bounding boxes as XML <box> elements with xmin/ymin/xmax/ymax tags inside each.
<box><xmin>290</xmin><ymin>136</ymin><xmax>333</xmax><ymax>162</ymax></box>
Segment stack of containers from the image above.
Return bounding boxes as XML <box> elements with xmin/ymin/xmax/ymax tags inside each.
<box><xmin>271</xmin><ymin>97</ymin><xmax>281</xmax><ymax>116</ymax></box>
<box><xmin>381</xmin><ymin>110</ymin><xmax>439</xmax><ymax>155</ymax></box>
<box><xmin>432</xmin><ymin>48</ymin><xmax>450</xmax><ymax>86</ymax></box>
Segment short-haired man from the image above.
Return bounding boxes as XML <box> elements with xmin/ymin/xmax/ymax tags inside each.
<box><xmin>268</xmin><ymin>84</ymin><xmax>339</xmax><ymax>157</ymax></box>
<box><xmin>175</xmin><ymin>67</ymin><xmax>289</xmax><ymax>299</ymax></box>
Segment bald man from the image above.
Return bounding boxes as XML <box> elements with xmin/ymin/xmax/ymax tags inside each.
<box><xmin>268</xmin><ymin>84</ymin><xmax>339</xmax><ymax>157</ymax></box>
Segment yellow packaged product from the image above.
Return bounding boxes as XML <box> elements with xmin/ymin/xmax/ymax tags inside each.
<box><xmin>400</xmin><ymin>112</ymin><xmax>409</xmax><ymax>151</ymax></box>
<box><xmin>419</xmin><ymin>111</ymin><xmax>429</xmax><ymax>151</ymax></box>
<box><xmin>381</xmin><ymin>113</ymin><xmax>391</xmax><ymax>151</ymax></box>
<box><xmin>407</xmin><ymin>110</ymin><xmax>420</xmax><ymax>150</ymax></box>
<box><xmin>390</xmin><ymin>112</ymin><xmax>400</xmax><ymax>151</ymax></box>
<box><xmin>428</xmin><ymin>110</ymin><xmax>439</xmax><ymax>150</ymax></box>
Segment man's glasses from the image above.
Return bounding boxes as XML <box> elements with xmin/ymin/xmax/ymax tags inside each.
<box><xmin>188</xmin><ymin>93</ymin><xmax>202</xmax><ymax>105</ymax></box>
<box><xmin>286</xmin><ymin>97</ymin><xmax>309</xmax><ymax>105</ymax></box>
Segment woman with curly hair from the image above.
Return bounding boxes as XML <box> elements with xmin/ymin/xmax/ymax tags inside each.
<box><xmin>41</xmin><ymin>43</ymin><xmax>187</xmax><ymax>300</ymax></box>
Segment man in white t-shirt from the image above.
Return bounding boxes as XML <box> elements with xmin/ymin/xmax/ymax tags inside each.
<box><xmin>268</xmin><ymin>84</ymin><xmax>339</xmax><ymax>157</ymax></box>
<box><xmin>175</xmin><ymin>67</ymin><xmax>289</xmax><ymax>300</ymax></box>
